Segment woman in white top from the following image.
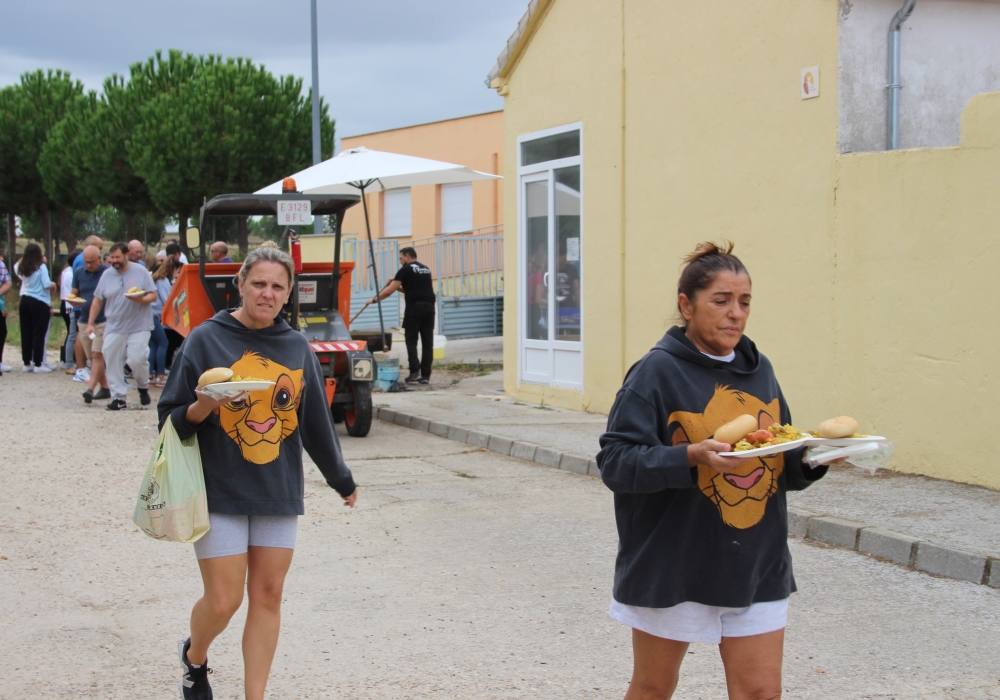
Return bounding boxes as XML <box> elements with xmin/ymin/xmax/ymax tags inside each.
<box><xmin>15</xmin><ymin>243</ymin><xmax>56</xmax><ymax>372</ymax></box>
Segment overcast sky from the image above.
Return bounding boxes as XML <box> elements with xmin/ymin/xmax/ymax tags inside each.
<box><xmin>0</xmin><ymin>1</ymin><xmax>525</xmax><ymax>142</ymax></box>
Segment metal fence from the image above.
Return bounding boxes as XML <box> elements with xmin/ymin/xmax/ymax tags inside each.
<box><xmin>409</xmin><ymin>226</ymin><xmax>504</xmax><ymax>299</ymax></box>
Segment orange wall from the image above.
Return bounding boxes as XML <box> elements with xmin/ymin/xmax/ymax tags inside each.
<box><xmin>339</xmin><ymin>111</ymin><xmax>504</xmax><ymax>240</ymax></box>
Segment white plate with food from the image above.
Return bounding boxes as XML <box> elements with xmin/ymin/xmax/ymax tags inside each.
<box><xmin>719</xmin><ymin>436</ymin><xmax>813</xmax><ymax>458</ymax></box>
<box><xmin>65</xmin><ymin>296</ymin><xmax>86</xmax><ymax>306</ymax></box>
<box><xmin>202</xmin><ymin>380</ymin><xmax>275</xmax><ymax>398</ymax></box>
<box><xmin>125</xmin><ymin>289</ymin><xmax>148</xmax><ymax>298</ymax></box>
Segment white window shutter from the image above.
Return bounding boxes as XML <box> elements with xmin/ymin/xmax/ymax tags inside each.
<box><xmin>384</xmin><ymin>188</ymin><xmax>412</xmax><ymax>237</ymax></box>
<box><xmin>440</xmin><ymin>182</ymin><xmax>473</xmax><ymax>233</ymax></box>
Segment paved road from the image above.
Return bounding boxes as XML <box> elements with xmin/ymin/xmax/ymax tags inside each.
<box><xmin>0</xmin><ymin>378</ymin><xmax>997</xmax><ymax>698</ymax></box>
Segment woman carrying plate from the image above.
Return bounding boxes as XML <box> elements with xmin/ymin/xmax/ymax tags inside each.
<box><xmin>596</xmin><ymin>242</ymin><xmax>826</xmax><ymax>700</ymax></box>
<box><xmin>158</xmin><ymin>245</ymin><xmax>357</xmax><ymax>700</ymax></box>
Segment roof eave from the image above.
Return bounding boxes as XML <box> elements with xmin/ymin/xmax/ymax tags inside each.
<box><xmin>486</xmin><ymin>0</ymin><xmax>555</xmax><ymax>94</ymax></box>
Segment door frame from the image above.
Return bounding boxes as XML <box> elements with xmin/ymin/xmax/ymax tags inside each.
<box><xmin>517</xmin><ymin>122</ymin><xmax>584</xmax><ymax>389</ymax></box>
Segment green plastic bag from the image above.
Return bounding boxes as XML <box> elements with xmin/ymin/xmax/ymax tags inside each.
<box><xmin>133</xmin><ymin>420</ymin><xmax>210</xmax><ymax>543</ymax></box>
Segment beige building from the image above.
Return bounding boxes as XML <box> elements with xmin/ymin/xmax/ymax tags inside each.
<box><xmin>338</xmin><ymin>111</ymin><xmax>504</xmax><ymax>241</ymax></box>
<box><xmin>490</xmin><ymin>0</ymin><xmax>1000</xmax><ymax>488</ymax></box>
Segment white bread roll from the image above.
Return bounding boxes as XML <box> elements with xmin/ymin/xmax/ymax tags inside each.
<box><xmin>197</xmin><ymin>367</ymin><xmax>234</xmax><ymax>388</ymax></box>
<box><xmin>815</xmin><ymin>415</ymin><xmax>860</xmax><ymax>439</ymax></box>
<box><xmin>714</xmin><ymin>414</ymin><xmax>758</xmax><ymax>445</ymax></box>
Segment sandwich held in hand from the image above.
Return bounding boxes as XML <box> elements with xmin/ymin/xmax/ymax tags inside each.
<box><xmin>197</xmin><ymin>367</ymin><xmax>234</xmax><ymax>388</ymax></box>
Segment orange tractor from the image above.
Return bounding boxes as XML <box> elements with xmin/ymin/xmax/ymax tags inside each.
<box><xmin>162</xmin><ymin>192</ymin><xmax>389</xmax><ymax>437</ymax></box>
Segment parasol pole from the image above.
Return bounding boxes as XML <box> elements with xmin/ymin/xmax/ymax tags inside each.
<box><xmin>355</xmin><ymin>179</ymin><xmax>386</xmax><ymax>346</ymax></box>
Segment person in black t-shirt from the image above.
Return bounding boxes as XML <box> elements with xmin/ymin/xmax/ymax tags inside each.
<box><xmin>371</xmin><ymin>247</ymin><xmax>436</xmax><ymax>384</ymax></box>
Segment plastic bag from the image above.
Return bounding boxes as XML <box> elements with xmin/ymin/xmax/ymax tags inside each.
<box><xmin>133</xmin><ymin>420</ymin><xmax>210</xmax><ymax>543</ymax></box>
<box><xmin>805</xmin><ymin>440</ymin><xmax>896</xmax><ymax>475</ymax></box>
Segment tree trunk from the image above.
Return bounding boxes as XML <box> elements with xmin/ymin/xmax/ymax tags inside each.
<box><xmin>126</xmin><ymin>211</ymin><xmax>137</xmax><ymax>240</ymax></box>
<box><xmin>238</xmin><ymin>216</ymin><xmax>248</xmax><ymax>258</ymax></box>
<box><xmin>42</xmin><ymin>209</ymin><xmax>53</xmax><ymax>266</ymax></box>
<box><xmin>6</xmin><ymin>212</ymin><xmax>15</xmax><ymax>261</ymax></box>
<box><xmin>58</xmin><ymin>208</ymin><xmax>74</xmax><ymax>254</ymax></box>
<box><xmin>178</xmin><ymin>209</ymin><xmax>192</xmax><ymax>259</ymax></box>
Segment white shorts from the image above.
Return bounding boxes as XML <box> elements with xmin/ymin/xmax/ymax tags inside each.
<box><xmin>609</xmin><ymin>598</ymin><xmax>789</xmax><ymax>644</ymax></box>
<box><xmin>193</xmin><ymin>512</ymin><xmax>298</xmax><ymax>560</ymax></box>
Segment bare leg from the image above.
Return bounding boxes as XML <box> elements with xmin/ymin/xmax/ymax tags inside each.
<box><xmin>243</xmin><ymin>546</ymin><xmax>293</xmax><ymax>700</ymax></box>
<box><xmin>624</xmin><ymin>628</ymin><xmax>689</xmax><ymax>700</ymax></box>
<box><xmin>88</xmin><ymin>351</ymin><xmax>108</xmax><ymax>391</ymax></box>
<box><xmin>719</xmin><ymin>628</ymin><xmax>784</xmax><ymax>700</ymax></box>
<box><xmin>187</xmin><ymin>554</ymin><xmax>247</xmax><ymax>665</ymax></box>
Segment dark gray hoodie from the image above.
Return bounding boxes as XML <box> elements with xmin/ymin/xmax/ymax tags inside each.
<box><xmin>597</xmin><ymin>326</ymin><xmax>826</xmax><ymax>608</ymax></box>
<box><xmin>158</xmin><ymin>310</ymin><xmax>356</xmax><ymax>515</ymax></box>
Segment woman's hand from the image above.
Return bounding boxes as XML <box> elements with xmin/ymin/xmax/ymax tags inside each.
<box><xmin>342</xmin><ymin>489</ymin><xmax>358</xmax><ymax>508</ymax></box>
<box><xmin>686</xmin><ymin>439</ymin><xmax>746</xmax><ymax>475</ymax></box>
<box><xmin>186</xmin><ymin>388</ymin><xmax>247</xmax><ymax>424</ymax></box>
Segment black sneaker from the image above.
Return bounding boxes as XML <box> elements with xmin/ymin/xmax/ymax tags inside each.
<box><xmin>138</xmin><ymin>388</ymin><xmax>151</xmax><ymax>406</ymax></box>
<box><xmin>106</xmin><ymin>398</ymin><xmax>127</xmax><ymax>411</ymax></box>
<box><xmin>82</xmin><ymin>389</ymin><xmax>94</xmax><ymax>404</ymax></box>
<box><xmin>404</xmin><ymin>373</ymin><xmax>420</xmax><ymax>383</ymax></box>
<box><xmin>178</xmin><ymin>638</ymin><xmax>213</xmax><ymax>699</ymax></box>
<box><xmin>94</xmin><ymin>388</ymin><xmax>111</xmax><ymax>400</ymax></box>
<box><xmin>418</xmin><ymin>377</ymin><xmax>430</xmax><ymax>385</ymax></box>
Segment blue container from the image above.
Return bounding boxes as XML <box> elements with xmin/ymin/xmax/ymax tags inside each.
<box><xmin>374</xmin><ymin>358</ymin><xmax>400</xmax><ymax>392</ymax></box>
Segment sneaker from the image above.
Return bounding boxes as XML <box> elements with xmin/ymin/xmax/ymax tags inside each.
<box><xmin>21</xmin><ymin>364</ymin><xmax>33</xmax><ymax>373</ymax></box>
<box><xmin>178</xmin><ymin>638</ymin><xmax>213</xmax><ymax>700</ymax></box>
<box><xmin>138</xmin><ymin>388</ymin><xmax>151</xmax><ymax>406</ymax></box>
<box><xmin>106</xmin><ymin>398</ymin><xmax>127</xmax><ymax>411</ymax></box>
<box><xmin>0</xmin><ymin>363</ymin><xmax>11</xmax><ymax>372</ymax></box>
<box><xmin>418</xmin><ymin>377</ymin><xmax>430</xmax><ymax>385</ymax></box>
<box><xmin>82</xmin><ymin>389</ymin><xmax>94</xmax><ymax>404</ymax></box>
<box><xmin>93</xmin><ymin>388</ymin><xmax>111</xmax><ymax>400</ymax></box>
<box><xmin>33</xmin><ymin>364</ymin><xmax>53</xmax><ymax>374</ymax></box>
<box><xmin>404</xmin><ymin>373</ymin><xmax>420</xmax><ymax>383</ymax></box>
<box><xmin>72</xmin><ymin>369</ymin><xmax>88</xmax><ymax>383</ymax></box>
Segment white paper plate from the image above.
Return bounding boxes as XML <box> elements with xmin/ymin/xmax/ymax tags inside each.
<box><xmin>804</xmin><ymin>435</ymin><xmax>888</xmax><ymax>448</ymax></box>
<box><xmin>202</xmin><ymin>380</ymin><xmax>275</xmax><ymax>398</ymax></box>
<box><xmin>719</xmin><ymin>436</ymin><xmax>813</xmax><ymax>458</ymax></box>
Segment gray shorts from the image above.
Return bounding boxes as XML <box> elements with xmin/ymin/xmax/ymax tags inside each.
<box><xmin>193</xmin><ymin>512</ymin><xmax>299</xmax><ymax>560</ymax></box>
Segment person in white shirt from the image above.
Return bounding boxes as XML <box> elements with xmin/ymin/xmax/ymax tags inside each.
<box><xmin>59</xmin><ymin>251</ymin><xmax>80</xmax><ymax>370</ymax></box>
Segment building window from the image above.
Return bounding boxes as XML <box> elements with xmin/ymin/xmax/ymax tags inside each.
<box><xmin>520</xmin><ymin>130</ymin><xmax>580</xmax><ymax>167</ymax></box>
<box><xmin>440</xmin><ymin>182</ymin><xmax>473</xmax><ymax>233</ymax></box>
<box><xmin>384</xmin><ymin>188</ymin><xmax>412</xmax><ymax>237</ymax></box>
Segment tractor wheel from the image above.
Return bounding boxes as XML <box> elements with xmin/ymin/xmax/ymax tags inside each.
<box><xmin>344</xmin><ymin>382</ymin><xmax>373</xmax><ymax>437</ymax></box>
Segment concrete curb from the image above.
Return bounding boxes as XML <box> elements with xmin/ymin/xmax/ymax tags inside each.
<box><xmin>375</xmin><ymin>406</ymin><xmax>999</xmax><ymax>588</ymax></box>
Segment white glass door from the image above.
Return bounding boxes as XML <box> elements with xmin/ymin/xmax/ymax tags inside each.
<box><xmin>519</xmin><ymin>168</ymin><xmax>582</xmax><ymax>387</ymax></box>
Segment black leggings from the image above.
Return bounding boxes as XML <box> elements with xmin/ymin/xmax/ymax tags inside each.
<box><xmin>0</xmin><ymin>313</ymin><xmax>7</xmax><ymax>365</ymax></box>
<box><xmin>19</xmin><ymin>296</ymin><xmax>51</xmax><ymax>367</ymax></box>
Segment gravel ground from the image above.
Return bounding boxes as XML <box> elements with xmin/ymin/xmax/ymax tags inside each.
<box><xmin>1</xmin><ymin>356</ymin><xmax>998</xmax><ymax>699</ymax></box>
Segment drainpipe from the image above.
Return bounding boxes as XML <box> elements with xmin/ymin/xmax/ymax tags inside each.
<box><xmin>887</xmin><ymin>0</ymin><xmax>917</xmax><ymax>150</ymax></box>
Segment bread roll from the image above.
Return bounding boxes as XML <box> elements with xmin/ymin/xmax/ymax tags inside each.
<box><xmin>714</xmin><ymin>414</ymin><xmax>758</xmax><ymax>445</ymax></box>
<box><xmin>815</xmin><ymin>415</ymin><xmax>860</xmax><ymax>439</ymax></box>
<box><xmin>197</xmin><ymin>367</ymin><xmax>234</xmax><ymax>388</ymax></box>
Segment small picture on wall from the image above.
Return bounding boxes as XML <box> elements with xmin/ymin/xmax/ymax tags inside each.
<box><xmin>801</xmin><ymin>66</ymin><xmax>820</xmax><ymax>99</ymax></box>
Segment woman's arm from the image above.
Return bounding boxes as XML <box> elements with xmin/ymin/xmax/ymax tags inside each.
<box><xmin>156</xmin><ymin>342</ymin><xmax>222</xmax><ymax>438</ymax></box>
<box><xmin>298</xmin><ymin>351</ymin><xmax>357</xmax><ymax>502</ymax></box>
<box><xmin>597</xmin><ymin>387</ymin><xmax>700</xmax><ymax>493</ymax></box>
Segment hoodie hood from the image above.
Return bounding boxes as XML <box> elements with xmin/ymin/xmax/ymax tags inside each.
<box><xmin>654</xmin><ymin>325</ymin><xmax>761</xmax><ymax>375</ymax></box>
<box><xmin>204</xmin><ymin>309</ymin><xmax>294</xmax><ymax>337</ymax></box>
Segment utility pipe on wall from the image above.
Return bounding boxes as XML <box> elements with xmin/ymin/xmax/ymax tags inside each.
<box><xmin>887</xmin><ymin>0</ymin><xmax>917</xmax><ymax>150</ymax></box>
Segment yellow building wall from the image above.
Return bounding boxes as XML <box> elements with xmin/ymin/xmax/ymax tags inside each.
<box><xmin>499</xmin><ymin>0</ymin><xmax>1000</xmax><ymax>488</ymax></box>
<box><xmin>831</xmin><ymin>92</ymin><xmax>1000</xmax><ymax>487</ymax></box>
<box><xmin>498</xmin><ymin>0</ymin><xmax>625</xmax><ymax>411</ymax></box>
<box><xmin>340</xmin><ymin>111</ymin><xmax>504</xmax><ymax>240</ymax></box>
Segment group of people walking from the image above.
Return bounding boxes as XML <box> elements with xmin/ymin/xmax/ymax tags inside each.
<box><xmin>2</xmin><ymin>237</ymin><xmax>190</xmax><ymax>408</ymax></box>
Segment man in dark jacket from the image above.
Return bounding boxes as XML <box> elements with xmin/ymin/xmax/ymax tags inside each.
<box><xmin>371</xmin><ymin>247</ymin><xmax>436</xmax><ymax>384</ymax></box>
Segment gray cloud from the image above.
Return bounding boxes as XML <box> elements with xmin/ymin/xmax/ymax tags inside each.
<box><xmin>0</xmin><ymin>0</ymin><xmax>523</xmax><ymax>138</ymax></box>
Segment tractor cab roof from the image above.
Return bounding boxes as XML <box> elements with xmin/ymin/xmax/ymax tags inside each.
<box><xmin>200</xmin><ymin>193</ymin><xmax>360</xmax><ymax>218</ymax></box>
